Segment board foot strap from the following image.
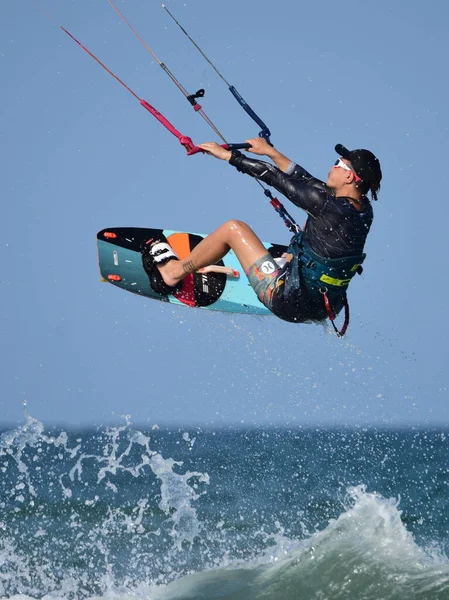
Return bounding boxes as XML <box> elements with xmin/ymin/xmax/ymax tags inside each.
<box><xmin>197</xmin><ymin>266</ymin><xmax>240</xmax><ymax>278</ymax></box>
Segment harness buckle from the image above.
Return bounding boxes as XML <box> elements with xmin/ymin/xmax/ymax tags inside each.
<box><xmin>297</xmin><ymin>250</ymin><xmax>316</xmax><ymax>270</ymax></box>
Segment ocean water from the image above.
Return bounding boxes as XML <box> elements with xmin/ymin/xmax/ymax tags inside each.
<box><xmin>1</xmin><ymin>413</ymin><xmax>449</xmax><ymax>599</ymax></box>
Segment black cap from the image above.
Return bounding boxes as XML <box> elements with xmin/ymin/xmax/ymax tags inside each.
<box><xmin>335</xmin><ymin>144</ymin><xmax>382</xmax><ymax>189</ymax></box>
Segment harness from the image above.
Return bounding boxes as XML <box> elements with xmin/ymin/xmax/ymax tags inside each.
<box><xmin>287</xmin><ymin>232</ymin><xmax>365</xmax><ymax>336</ymax></box>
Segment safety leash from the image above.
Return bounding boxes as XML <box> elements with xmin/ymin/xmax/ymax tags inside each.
<box><xmin>264</xmin><ymin>191</ymin><xmax>301</xmax><ymax>234</ymax></box>
<box><xmin>322</xmin><ymin>292</ymin><xmax>350</xmax><ymax>337</ymax></box>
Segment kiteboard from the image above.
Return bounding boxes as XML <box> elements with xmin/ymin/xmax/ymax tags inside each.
<box><xmin>97</xmin><ymin>227</ymin><xmax>289</xmax><ymax>315</ymax></box>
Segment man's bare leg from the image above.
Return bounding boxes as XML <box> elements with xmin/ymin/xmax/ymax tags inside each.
<box><xmin>157</xmin><ymin>220</ymin><xmax>269</xmax><ymax>287</ymax></box>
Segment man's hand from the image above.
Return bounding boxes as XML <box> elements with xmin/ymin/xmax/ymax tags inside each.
<box><xmin>198</xmin><ymin>142</ymin><xmax>232</xmax><ymax>161</ymax></box>
<box><xmin>246</xmin><ymin>137</ymin><xmax>293</xmax><ymax>173</ymax></box>
<box><xmin>245</xmin><ymin>137</ymin><xmax>274</xmax><ymax>157</ymax></box>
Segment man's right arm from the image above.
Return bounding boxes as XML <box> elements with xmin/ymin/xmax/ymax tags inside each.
<box><xmin>244</xmin><ymin>137</ymin><xmax>326</xmax><ymax>190</ymax></box>
<box><xmin>244</xmin><ymin>137</ymin><xmax>293</xmax><ymax>173</ymax></box>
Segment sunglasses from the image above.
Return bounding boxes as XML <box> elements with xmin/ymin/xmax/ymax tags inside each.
<box><xmin>334</xmin><ymin>158</ymin><xmax>362</xmax><ymax>183</ymax></box>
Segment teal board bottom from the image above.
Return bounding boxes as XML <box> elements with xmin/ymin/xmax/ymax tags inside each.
<box><xmin>97</xmin><ymin>227</ymin><xmax>288</xmax><ymax>315</ymax></box>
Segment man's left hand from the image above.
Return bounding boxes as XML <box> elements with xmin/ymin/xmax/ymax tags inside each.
<box><xmin>198</xmin><ymin>142</ymin><xmax>232</xmax><ymax>161</ymax></box>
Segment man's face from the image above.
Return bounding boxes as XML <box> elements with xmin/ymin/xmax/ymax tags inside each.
<box><xmin>327</xmin><ymin>158</ymin><xmax>356</xmax><ymax>188</ymax></box>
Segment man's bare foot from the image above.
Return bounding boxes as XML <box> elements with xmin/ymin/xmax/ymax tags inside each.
<box><xmin>156</xmin><ymin>259</ymin><xmax>186</xmax><ymax>288</ymax></box>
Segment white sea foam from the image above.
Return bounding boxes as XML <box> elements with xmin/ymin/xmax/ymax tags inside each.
<box><xmin>8</xmin><ymin>486</ymin><xmax>445</xmax><ymax>600</ymax></box>
<box><xmin>141</xmin><ymin>485</ymin><xmax>449</xmax><ymax>600</ymax></box>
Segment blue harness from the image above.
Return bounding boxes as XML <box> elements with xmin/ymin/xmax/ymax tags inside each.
<box><xmin>287</xmin><ymin>231</ymin><xmax>365</xmax><ymax>295</ymax></box>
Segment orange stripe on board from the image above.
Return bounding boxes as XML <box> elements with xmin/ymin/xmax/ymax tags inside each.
<box><xmin>167</xmin><ymin>233</ymin><xmax>197</xmax><ymax>307</ymax></box>
<box><xmin>167</xmin><ymin>232</ymin><xmax>191</xmax><ymax>258</ymax></box>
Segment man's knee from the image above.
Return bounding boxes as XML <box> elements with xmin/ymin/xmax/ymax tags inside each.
<box><xmin>224</xmin><ymin>219</ymin><xmax>251</xmax><ymax>237</ymax></box>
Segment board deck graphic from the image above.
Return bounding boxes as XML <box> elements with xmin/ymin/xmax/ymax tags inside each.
<box><xmin>97</xmin><ymin>227</ymin><xmax>288</xmax><ymax>315</ymax></box>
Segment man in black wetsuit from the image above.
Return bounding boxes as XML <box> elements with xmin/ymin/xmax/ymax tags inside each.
<box><xmin>147</xmin><ymin>137</ymin><xmax>382</xmax><ymax>324</ymax></box>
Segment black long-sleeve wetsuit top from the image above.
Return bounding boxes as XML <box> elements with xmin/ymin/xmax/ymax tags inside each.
<box><xmin>229</xmin><ymin>153</ymin><xmax>373</xmax><ymax>259</ymax></box>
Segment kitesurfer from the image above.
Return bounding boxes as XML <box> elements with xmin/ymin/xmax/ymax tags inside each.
<box><xmin>146</xmin><ymin>137</ymin><xmax>382</xmax><ymax>324</ymax></box>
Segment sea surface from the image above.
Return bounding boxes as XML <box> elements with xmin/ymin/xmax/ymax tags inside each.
<box><xmin>1</xmin><ymin>413</ymin><xmax>449</xmax><ymax>599</ymax></box>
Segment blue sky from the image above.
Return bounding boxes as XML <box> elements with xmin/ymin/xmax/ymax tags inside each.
<box><xmin>2</xmin><ymin>0</ymin><xmax>448</xmax><ymax>427</ymax></box>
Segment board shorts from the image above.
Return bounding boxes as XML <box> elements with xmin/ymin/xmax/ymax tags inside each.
<box><xmin>245</xmin><ymin>253</ymin><xmax>285</xmax><ymax>312</ymax></box>
<box><xmin>246</xmin><ymin>253</ymin><xmax>345</xmax><ymax>323</ymax></box>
